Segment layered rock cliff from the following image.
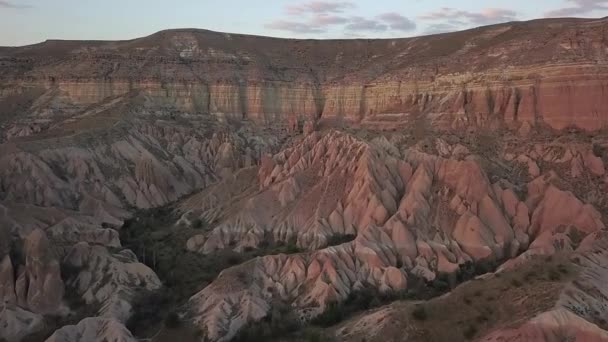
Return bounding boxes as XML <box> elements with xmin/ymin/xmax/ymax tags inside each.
<box><xmin>2</xmin><ymin>17</ymin><xmax>608</xmax><ymax>342</ymax></box>
<box><xmin>2</xmin><ymin>18</ymin><xmax>608</xmax><ymax>133</ymax></box>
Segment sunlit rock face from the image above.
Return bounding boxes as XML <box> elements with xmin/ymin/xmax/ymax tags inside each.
<box><xmin>181</xmin><ymin>131</ymin><xmax>606</xmax><ymax>341</ymax></box>
<box><xmin>3</xmin><ymin>19</ymin><xmax>608</xmax><ymax>132</ymax></box>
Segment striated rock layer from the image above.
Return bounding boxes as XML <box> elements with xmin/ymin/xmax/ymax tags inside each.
<box><xmin>182</xmin><ymin>131</ymin><xmax>606</xmax><ymax>341</ymax></box>
<box><xmin>3</xmin><ymin>16</ymin><xmax>608</xmax><ymax>342</ymax></box>
<box><xmin>3</xmin><ymin>18</ymin><xmax>608</xmax><ymax>132</ymax></box>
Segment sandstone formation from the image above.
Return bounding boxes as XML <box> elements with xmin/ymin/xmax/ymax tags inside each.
<box><xmin>17</xmin><ymin>229</ymin><xmax>64</xmax><ymax>315</ymax></box>
<box><xmin>63</xmin><ymin>242</ymin><xmax>162</xmax><ymax>323</ymax></box>
<box><xmin>182</xmin><ymin>131</ymin><xmax>605</xmax><ymax>341</ymax></box>
<box><xmin>2</xmin><ymin>16</ymin><xmax>608</xmax><ymax>342</ymax></box>
<box><xmin>45</xmin><ymin>317</ymin><xmax>136</xmax><ymax>342</ymax></box>
<box><xmin>0</xmin><ymin>306</ymin><xmax>44</xmax><ymax>342</ymax></box>
<box><xmin>3</xmin><ymin>19</ymin><xmax>608</xmax><ymax>134</ymax></box>
<box><xmin>331</xmin><ymin>233</ymin><xmax>608</xmax><ymax>342</ymax></box>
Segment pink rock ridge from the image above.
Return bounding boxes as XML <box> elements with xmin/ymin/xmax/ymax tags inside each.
<box><xmin>183</xmin><ymin>131</ymin><xmax>604</xmax><ymax>341</ymax></box>
<box><xmin>482</xmin><ymin>235</ymin><xmax>608</xmax><ymax>342</ymax></box>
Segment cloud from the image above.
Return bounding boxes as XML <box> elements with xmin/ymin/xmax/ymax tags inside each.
<box><xmin>419</xmin><ymin>7</ymin><xmax>518</xmax><ymax>25</ymax></box>
<box><xmin>545</xmin><ymin>0</ymin><xmax>608</xmax><ymax>17</ymax></box>
<box><xmin>423</xmin><ymin>23</ymin><xmax>460</xmax><ymax>35</ymax></box>
<box><xmin>286</xmin><ymin>1</ymin><xmax>355</xmax><ymax>15</ymax></box>
<box><xmin>266</xmin><ymin>1</ymin><xmax>417</xmax><ymax>36</ymax></box>
<box><xmin>345</xmin><ymin>17</ymin><xmax>388</xmax><ymax>32</ymax></box>
<box><xmin>0</xmin><ymin>1</ymin><xmax>31</xmax><ymax>9</ymax></box>
<box><xmin>378</xmin><ymin>12</ymin><xmax>417</xmax><ymax>31</ymax></box>
<box><xmin>264</xmin><ymin>20</ymin><xmax>326</xmax><ymax>34</ymax></box>
<box><xmin>311</xmin><ymin>14</ymin><xmax>349</xmax><ymax>25</ymax></box>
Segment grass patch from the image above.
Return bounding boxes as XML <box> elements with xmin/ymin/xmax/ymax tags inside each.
<box><xmin>411</xmin><ymin>305</ymin><xmax>428</xmax><ymax>321</ymax></box>
<box><xmin>120</xmin><ymin>207</ymin><xmax>303</xmax><ymax>338</ymax></box>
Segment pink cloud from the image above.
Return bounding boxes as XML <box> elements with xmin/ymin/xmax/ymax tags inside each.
<box><xmin>286</xmin><ymin>1</ymin><xmax>355</xmax><ymax>15</ymax></box>
<box><xmin>546</xmin><ymin>0</ymin><xmax>608</xmax><ymax>16</ymax></box>
<box><xmin>419</xmin><ymin>7</ymin><xmax>517</xmax><ymax>25</ymax></box>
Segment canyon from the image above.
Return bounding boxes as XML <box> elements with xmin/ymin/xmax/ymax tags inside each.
<box><xmin>1</xmin><ymin>16</ymin><xmax>608</xmax><ymax>342</ymax></box>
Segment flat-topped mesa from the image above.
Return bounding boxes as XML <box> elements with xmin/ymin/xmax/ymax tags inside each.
<box><xmin>2</xmin><ymin>18</ymin><xmax>608</xmax><ymax>130</ymax></box>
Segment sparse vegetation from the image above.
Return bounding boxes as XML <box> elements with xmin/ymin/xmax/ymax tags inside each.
<box><xmin>464</xmin><ymin>324</ymin><xmax>478</xmax><ymax>339</ymax></box>
<box><xmin>164</xmin><ymin>311</ymin><xmax>181</xmax><ymax>329</ymax></box>
<box><xmin>232</xmin><ymin>302</ymin><xmax>301</xmax><ymax>342</ymax></box>
<box><xmin>120</xmin><ymin>207</ymin><xmax>304</xmax><ymax>338</ymax></box>
<box><xmin>567</xmin><ymin>228</ymin><xmax>584</xmax><ymax>248</ymax></box>
<box><xmin>359</xmin><ymin>254</ymin><xmax>580</xmax><ymax>342</ymax></box>
<box><xmin>326</xmin><ymin>234</ymin><xmax>356</xmax><ymax>247</ymax></box>
<box><xmin>548</xmin><ymin>269</ymin><xmax>562</xmax><ymax>281</ymax></box>
<box><xmin>510</xmin><ymin>278</ymin><xmax>523</xmax><ymax>287</ymax></box>
<box><xmin>191</xmin><ymin>218</ymin><xmax>205</xmax><ymax>229</ymax></box>
<box><xmin>412</xmin><ymin>305</ymin><xmax>428</xmax><ymax>321</ymax></box>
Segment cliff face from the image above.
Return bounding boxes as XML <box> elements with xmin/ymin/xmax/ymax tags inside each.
<box><xmin>4</xmin><ymin>17</ymin><xmax>608</xmax><ymax>342</ymax></box>
<box><xmin>2</xmin><ymin>18</ymin><xmax>608</xmax><ymax>131</ymax></box>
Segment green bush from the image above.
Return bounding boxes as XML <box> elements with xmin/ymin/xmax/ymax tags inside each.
<box><xmin>232</xmin><ymin>302</ymin><xmax>301</xmax><ymax>342</ymax></box>
<box><xmin>411</xmin><ymin>305</ymin><xmax>428</xmax><ymax>321</ymax></box>
<box><xmin>312</xmin><ymin>302</ymin><xmax>344</xmax><ymax>327</ymax></box>
<box><xmin>510</xmin><ymin>279</ymin><xmax>523</xmax><ymax>287</ymax></box>
<box><xmin>430</xmin><ymin>276</ymin><xmax>450</xmax><ymax>292</ymax></box>
<box><xmin>164</xmin><ymin>311</ymin><xmax>181</xmax><ymax>329</ymax></box>
<box><xmin>557</xmin><ymin>264</ymin><xmax>569</xmax><ymax>274</ymax></box>
<box><xmin>326</xmin><ymin>234</ymin><xmax>356</xmax><ymax>247</ymax></box>
<box><xmin>302</xmin><ymin>330</ymin><xmax>322</xmax><ymax>342</ymax></box>
<box><xmin>567</xmin><ymin>229</ymin><xmax>584</xmax><ymax>247</ymax></box>
<box><xmin>548</xmin><ymin>269</ymin><xmax>561</xmax><ymax>281</ymax></box>
<box><xmin>191</xmin><ymin>218</ymin><xmax>205</xmax><ymax>229</ymax></box>
<box><xmin>464</xmin><ymin>325</ymin><xmax>478</xmax><ymax>339</ymax></box>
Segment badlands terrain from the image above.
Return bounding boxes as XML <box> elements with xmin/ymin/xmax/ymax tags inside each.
<box><xmin>2</xmin><ymin>16</ymin><xmax>608</xmax><ymax>342</ymax></box>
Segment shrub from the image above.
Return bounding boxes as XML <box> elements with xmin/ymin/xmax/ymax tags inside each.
<box><xmin>233</xmin><ymin>303</ymin><xmax>301</xmax><ymax>342</ymax></box>
<box><xmin>430</xmin><ymin>276</ymin><xmax>450</xmax><ymax>292</ymax></box>
<box><xmin>476</xmin><ymin>315</ymin><xmax>488</xmax><ymax>323</ymax></box>
<box><xmin>557</xmin><ymin>264</ymin><xmax>569</xmax><ymax>274</ymax></box>
<box><xmin>191</xmin><ymin>218</ymin><xmax>204</xmax><ymax>229</ymax></box>
<box><xmin>164</xmin><ymin>311</ymin><xmax>181</xmax><ymax>329</ymax></box>
<box><xmin>227</xmin><ymin>253</ymin><xmax>242</xmax><ymax>265</ymax></box>
<box><xmin>464</xmin><ymin>325</ymin><xmax>478</xmax><ymax>339</ymax></box>
<box><xmin>411</xmin><ymin>305</ymin><xmax>428</xmax><ymax>321</ymax></box>
<box><xmin>567</xmin><ymin>229</ymin><xmax>584</xmax><ymax>247</ymax></box>
<box><xmin>302</xmin><ymin>330</ymin><xmax>322</xmax><ymax>342</ymax></box>
<box><xmin>312</xmin><ymin>302</ymin><xmax>345</xmax><ymax>327</ymax></box>
<box><xmin>548</xmin><ymin>269</ymin><xmax>561</xmax><ymax>281</ymax></box>
<box><xmin>326</xmin><ymin>234</ymin><xmax>356</xmax><ymax>247</ymax></box>
<box><xmin>285</xmin><ymin>242</ymin><xmax>301</xmax><ymax>254</ymax></box>
<box><xmin>510</xmin><ymin>279</ymin><xmax>523</xmax><ymax>287</ymax></box>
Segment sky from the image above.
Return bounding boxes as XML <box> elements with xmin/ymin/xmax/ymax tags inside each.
<box><xmin>1</xmin><ymin>0</ymin><xmax>608</xmax><ymax>46</ymax></box>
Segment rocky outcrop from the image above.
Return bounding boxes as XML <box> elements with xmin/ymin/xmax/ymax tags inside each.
<box><xmin>0</xmin><ymin>306</ymin><xmax>44</xmax><ymax>342</ymax></box>
<box><xmin>45</xmin><ymin>317</ymin><xmax>136</xmax><ymax>342</ymax></box>
<box><xmin>183</xmin><ymin>131</ymin><xmax>604</xmax><ymax>341</ymax></box>
<box><xmin>0</xmin><ymin>254</ymin><xmax>16</xmax><ymax>307</ymax></box>
<box><xmin>0</xmin><ymin>119</ymin><xmax>280</xmax><ymax>221</ymax></box>
<box><xmin>15</xmin><ymin>229</ymin><xmax>65</xmax><ymax>315</ymax></box>
<box><xmin>330</xmin><ymin>233</ymin><xmax>608</xmax><ymax>342</ymax></box>
<box><xmin>63</xmin><ymin>242</ymin><xmax>162</xmax><ymax>323</ymax></box>
<box><xmin>481</xmin><ymin>235</ymin><xmax>608</xmax><ymax>341</ymax></box>
<box><xmin>2</xmin><ymin>17</ymin><xmax>608</xmax><ymax>342</ymax></box>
